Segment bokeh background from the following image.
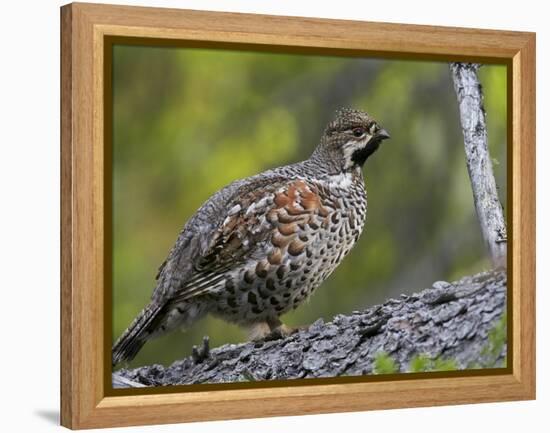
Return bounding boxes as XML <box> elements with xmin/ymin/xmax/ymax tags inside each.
<box><xmin>112</xmin><ymin>45</ymin><xmax>507</xmax><ymax>368</ymax></box>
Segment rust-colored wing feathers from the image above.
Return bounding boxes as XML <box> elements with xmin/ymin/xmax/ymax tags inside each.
<box><xmin>169</xmin><ymin>178</ymin><xmax>333</xmax><ymax>303</ymax></box>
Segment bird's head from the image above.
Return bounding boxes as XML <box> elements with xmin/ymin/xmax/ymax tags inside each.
<box><xmin>315</xmin><ymin>108</ymin><xmax>390</xmax><ymax>172</ymax></box>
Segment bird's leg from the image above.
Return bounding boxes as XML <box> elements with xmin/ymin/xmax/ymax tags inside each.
<box><xmin>247</xmin><ymin>319</ymin><xmax>299</xmax><ymax>342</ymax></box>
<box><xmin>191</xmin><ymin>335</ymin><xmax>210</xmax><ymax>364</ymax></box>
<box><xmin>247</xmin><ymin>322</ymin><xmax>271</xmax><ymax>341</ymax></box>
<box><xmin>264</xmin><ymin>317</ymin><xmax>299</xmax><ymax>341</ymax></box>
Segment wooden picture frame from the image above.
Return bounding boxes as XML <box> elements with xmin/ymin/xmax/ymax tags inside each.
<box><xmin>60</xmin><ymin>2</ymin><xmax>535</xmax><ymax>429</ymax></box>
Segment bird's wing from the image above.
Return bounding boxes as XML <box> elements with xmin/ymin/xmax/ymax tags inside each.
<box><xmin>151</xmin><ymin>174</ymin><xmax>287</xmax><ymax>303</ymax></box>
<box><xmin>152</xmin><ymin>175</ymin><xmax>333</xmax><ymax>304</ymax></box>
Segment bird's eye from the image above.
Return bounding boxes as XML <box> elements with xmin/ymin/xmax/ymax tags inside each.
<box><xmin>352</xmin><ymin>127</ymin><xmax>365</xmax><ymax>138</ymax></box>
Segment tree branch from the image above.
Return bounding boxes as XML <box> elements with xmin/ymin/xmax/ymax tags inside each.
<box><xmin>113</xmin><ymin>270</ymin><xmax>506</xmax><ymax>387</ymax></box>
<box><xmin>450</xmin><ymin>63</ymin><xmax>507</xmax><ymax>268</ymax></box>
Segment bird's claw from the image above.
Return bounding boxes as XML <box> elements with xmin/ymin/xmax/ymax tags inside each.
<box><xmin>191</xmin><ymin>336</ymin><xmax>210</xmax><ymax>364</ymax></box>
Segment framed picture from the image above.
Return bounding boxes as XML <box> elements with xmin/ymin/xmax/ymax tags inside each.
<box><xmin>60</xmin><ymin>2</ymin><xmax>535</xmax><ymax>429</ymax></box>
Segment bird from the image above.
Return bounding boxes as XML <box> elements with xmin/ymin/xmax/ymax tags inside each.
<box><xmin>112</xmin><ymin>108</ymin><xmax>389</xmax><ymax>366</ymax></box>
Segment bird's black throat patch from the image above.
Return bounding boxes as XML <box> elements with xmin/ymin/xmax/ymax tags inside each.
<box><xmin>351</xmin><ymin>138</ymin><xmax>383</xmax><ymax>167</ymax></box>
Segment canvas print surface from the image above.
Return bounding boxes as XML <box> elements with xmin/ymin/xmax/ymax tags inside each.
<box><xmin>110</xmin><ymin>45</ymin><xmax>507</xmax><ymax>388</ymax></box>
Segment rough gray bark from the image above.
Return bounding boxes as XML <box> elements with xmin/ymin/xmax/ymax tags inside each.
<box><xmin>450</xmin><ymin>63</ymin><xmax>507</xmax><ymax>268</ymax></box>
<box><xmin>113</xmin><ymin>270</ymin><xmax>506</xmax><ymax>388</ymax></box>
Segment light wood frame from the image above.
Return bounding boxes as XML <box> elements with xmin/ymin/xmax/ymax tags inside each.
<box><xmin>60</xmin><ymin>2</ymin><xmax>536</xmax><ymax>429</ymax></box>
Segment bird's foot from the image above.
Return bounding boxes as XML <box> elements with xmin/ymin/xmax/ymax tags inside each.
<box><xmin>263</xmin><ymin>324</ymin><xmax>299</xmax><ymax>341</ymax></box>
<box><xmin>248</xmin><ymin>320</ymin><xmax>304</xmax><ymax>342</ymax></box>
<box><xmin>191</xmin><ymin>335</ymin><xmax>210</xmax><ymax>364</ymax></box>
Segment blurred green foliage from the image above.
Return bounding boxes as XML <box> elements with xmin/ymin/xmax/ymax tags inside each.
<box><xmin>482</xmin><ymin>312</ymin><xmax>507</xmax><ymax>365</ymax></box>
<box><xmin>469</xmin><ymin>312</ymin><xmax>508</xmax><ymax>369</ymax></box>
<box><xmin>409</xmin><ymin>354</ymin><xmax>458</xmax><ymax>373</ymax></box>
<box><xmin>373</xmin><ymin>352</ymin><xmax>399</xmax><ymax>374</ymax></box>
<box><xmin>112</xmin><ymin>45</ymin><xmax>507</xmax><ymax>367</ymax></box>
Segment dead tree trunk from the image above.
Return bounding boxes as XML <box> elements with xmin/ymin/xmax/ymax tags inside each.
<box><xmin>450</xmin><ymin>63</ymin><xmax>507</xmax><ymax>268</ymax></box>
<box><xmin>113</xmin><ymin>270</ymin><xmax>506</xmax><ymax>387</ymax></box>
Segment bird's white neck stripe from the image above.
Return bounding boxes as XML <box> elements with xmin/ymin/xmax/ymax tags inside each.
<box><xmin>326</xmin><ymin>172</ymin><xmax>353</xmax><ymax>188</ymax></box>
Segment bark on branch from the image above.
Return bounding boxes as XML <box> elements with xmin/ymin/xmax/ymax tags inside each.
<box><xmin>113</xmin><ymin>270</ymin><xmax>506</xmax><ymax>387</ymax></box>
<box><xmin>450</xmin><ymin>63</ymin><xmax>507</xmax><ymax>268</ymax></box>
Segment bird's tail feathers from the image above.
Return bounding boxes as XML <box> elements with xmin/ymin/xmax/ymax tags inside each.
<box><xmin>112</xmin><ymin>303</ymin><xmax>164</xmax><ymax>366</ymax></box>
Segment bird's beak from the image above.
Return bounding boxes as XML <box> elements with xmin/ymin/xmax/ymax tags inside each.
<box><xmin>375</xmin><ymin>128</ymin><xmax>390</xmax><ymax>141</ymax></box>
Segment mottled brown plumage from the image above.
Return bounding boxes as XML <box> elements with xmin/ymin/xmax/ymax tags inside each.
<box><xmin>112</xmin><ymin>108</ymin><xmax>389</xmax><ymax>365</ymax></box>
